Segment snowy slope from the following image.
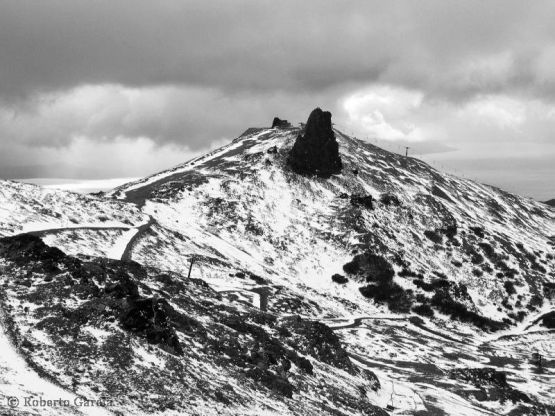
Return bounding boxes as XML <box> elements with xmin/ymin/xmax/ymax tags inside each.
<box><xmin>110</xmin><ymin>126</ymin><xmax>554</xmax><ymax>322</ymax></box>
<box><xmin>0</xmin><ymin>235</ymin><xmax>386</xmax><ymax>416</ymax></box>
<box><xmin>0</xmin><ymin>124</ymin><xmax>553</xmax><ymax>415</ymax></box>
<box><xmin>107</xmin><ymin>125</ymin><xmax>555</xmax><ymax>414</ymax></box>
<box><xmin>0</xmin><ymin>179</ymin><xmax>149</xmax><ymax>257</ymax></box>
<box><xmin>0</xmin><ymin>310</ymin><xmax>112</xmax><ymax>416</ymax></box>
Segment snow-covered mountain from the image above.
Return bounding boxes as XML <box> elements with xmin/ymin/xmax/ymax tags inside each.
<box><xmin>0</xmin><ymin>179</ymin><xmax>152</xmax><ymax>261</ymax></box>
<box><xmin>1</xmin><ymin>111</ymin><xmax>554</xmax><ymax>415</ymax></box>
<box><xmin>109</xmin><ymin>121</ymin><xmax>553</xmax><ymax>324</ymax></box>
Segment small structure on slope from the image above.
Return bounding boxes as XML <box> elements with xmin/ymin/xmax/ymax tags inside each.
<box><xmin>287</xmin><ymin>108</ymin><xmax>343</xmax><ymax>178</ymax></box>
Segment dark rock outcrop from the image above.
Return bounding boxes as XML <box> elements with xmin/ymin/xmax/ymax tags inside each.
<box><xmin>120</xmin><ymin>297</ymin><xmax>184</xmax><ymax>356</ymax></box>
<box><xmin>431</xmin><ymin>289</ymin><xmax>507</xmax><ymax>331</ymax></box>
<box><xmin>287</xmin><ymin>108</ymin><xmax>342</xmax><ymax>177</ymax></box>
<box><xmin>350</xmin><ymin>194</ymin><xmax>374</xmax><ymax>210</ymax></box>
<box><xmin>0</xmin><ymin>236</ymin><xmax>385</xmax><ymax>414</ymax></box>
<box><xmin>359</xmin><ymin>282</ymin><xmax>414</xmax><ymax>313</ymax></box>
<box><xmin>272</xmin><ymin>117</ymin><xmax>291</xmax><ymax>128</ymax></box>
<box><xmin>343</xmin><ymin>252</ymin><xmax>394</xmax><ymax>283</ymax></box>
<box><xmin>279</xmin><ymin>316</ymin><xmax>355</xmax><ymax>374</ymax></box>
<box><xmin>541</xmin><ymin>311</ymin><xmax>555</xmax><ymax>328</ymax></box>
<box><xmin>0</xmin><ymin>234</ymin><xmax>65</xmax><ymax>265</ymax></box>
<box><xmin>0</xmin><ymin>234</ymin><xmax>66</xmax><ymax>274</ymax></box>
<box><xmin>331</xmin><ymin>274</ymin><xmax>348</xmax><ymax>284</ymax></box>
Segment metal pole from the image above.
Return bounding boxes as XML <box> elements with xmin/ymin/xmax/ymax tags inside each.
<box><xmin>187</xmin><ymin>257</ymin><xmax>195</xmax><ymax>278</ymax></box>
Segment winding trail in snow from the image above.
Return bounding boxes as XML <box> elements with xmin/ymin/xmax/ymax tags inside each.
<box><xmin>23</xmin><ymin>225</ymin><xmax>131</xmax><ymax>236</ymax></box>
<box><xmin>120</xmin><ymin>216</ymin><xmax>156</xmax><ymax>261</ymax></box>
<box><xmin>9</xmin><ymin>216</ymin><xmax>156</xmax><ymax>263</ymax></box>
<box><xmin>480</xmin><ymin>306</ymin><xmax>555</xmax><ymax>346</ymax></box>
<box><xmin>324</xmin><ymin>315</ymin><xmax>409</xmax><ymax>330</ymax></box>
<box><xmin>0</xmin><ymin>217</ymin><xmax>158</xmax><ymax>415</ymax></box>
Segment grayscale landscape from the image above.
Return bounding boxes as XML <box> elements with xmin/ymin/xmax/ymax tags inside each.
<box><xmin>0</xmin><ymin>2</ymin><xmax>553</xmax><ymax>415</ymax></box>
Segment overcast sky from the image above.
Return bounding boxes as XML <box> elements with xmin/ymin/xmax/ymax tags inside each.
<box><xmin>1</xmin><ymin>1</ymin><xmax>554</xmax><ymax>199</ymax></box>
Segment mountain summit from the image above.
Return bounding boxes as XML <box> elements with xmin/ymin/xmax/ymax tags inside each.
<box><xmin>287</xmin><ymin>107</ymin><xmax>343</xmax><ymax>177</ymax></box>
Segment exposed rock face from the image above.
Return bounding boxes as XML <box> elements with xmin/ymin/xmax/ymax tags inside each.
<box><xmin>272</xmin><ymin>117</ymin><xmax>291</xmax><ymax>128</ymax></box>
<box><xmin>343</xmin><ymin>252</ymin><xmax>394</xmax><ymax>283</ymax></box>
<box><xmin>331</xmin><ymin>273</ymin><xmax>348</xmax><ymax>284</ymax></box>
<box><xmin>120</xmin><ymin>297</ymin><xmax>184</xmax><ymax>356</ymax></box>
<box><xmin>541</xmin><ymin>311</ymin><xmax>555</xmax><ymax>328</ymax></box>
<box><xmin>350</xmin><ymin>194</ymin><xmax>374</xmax><ymax>210</ymax></box>
<box><xmin>287</xmin><ymin>108</ymin><xmax>342</xmax><ymax>177</ymax></box>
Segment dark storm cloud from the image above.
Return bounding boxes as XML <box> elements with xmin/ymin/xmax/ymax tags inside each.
<box><xmin>0</xmin><ymin>1</ymin><xmax>554</xmax><ymax>198</ymax></box>
<box><xmin>2</xmin><ymin>0</ymin><xmax>555</xmax><ymax>101</ymax></box>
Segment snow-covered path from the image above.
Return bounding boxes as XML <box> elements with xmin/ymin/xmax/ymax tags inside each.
<box><xmin>0</xmin><ymin>311</ymin><xmax>112</xmax><ymax>416</ymax></box>
<box><xmin>8</xmin><ymin>216</ymin><xmax>154</xmax><ymax>263</ymax></box>
<box><xmin>105</xmin><ymin>228</ymin><xmax>142</xmax><ymax>260</ymax></box>
<box><xmin>120</xmin><ymin>216</ymin><xmax>155</xmax><ymax>261</ymax></box>
<box><xmin>323</xmin><ymin>314</ymin><xmax>409</xmax><ymax>330</ymax></box>
<box><xmin>479</xmin><ymin>304</ymin><xmax>555</xmax><ymax>345</ymax></box>
<box><xmin>20</xmin><ymin>223</ymin><xmax>132</xmax><ymax>235</ymax></box>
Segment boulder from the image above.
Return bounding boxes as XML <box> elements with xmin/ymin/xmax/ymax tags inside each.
<box><xmin>331</xmin><ymin>274</ymin><xmax>348</xmax><ymax>284</ymax></box>
<box><xmin>541</xmin><ymin>311</ymin><xmax>555</xmax><ymax>328</ymax></box>
<box><xmin>287</xmin><ymin>108</ymin><xmax>342</xmax><ymax>177</ymax></box>
<box><xmin>350</xmin><ymin>194</ymin><xmax>374</xmax><ymax>210</ymax></box>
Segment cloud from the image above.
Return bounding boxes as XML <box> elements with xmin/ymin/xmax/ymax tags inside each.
<box><xmin>0</xmin><ymin>135</ymin><xmax>192</xmax><ymax>179</ymax></box>
<box><xmin>0</xmin><ymin>1</ymin><xmax>554</xmax><ymax>198</ymax></box>
<box><xmin>1</xmin><ymin>1</ymin><xmax>555</xmax><ymax>101</ymax></box>
<box><xmin>0</xmin><ymin>83</ymin><xmax>345</xmax><ymax>178</ymax></box>
<box><xmin>0</xmin><ymin>84</ymin><xmax>343</xmax><ymax>149</ymax></box>
<box><xmin>341</xmin><ymin>86</ymin><xmax>424</xmax><ymax>141</ymax></box>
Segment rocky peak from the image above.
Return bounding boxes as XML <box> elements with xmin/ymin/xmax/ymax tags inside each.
<box><xmin>272</xmin><ymin>117</ymin><xmax>291</xmax><ymax>128</ymax></box>
<box><xmin>287</xmin><ymin>108</ymin><xmax>342</xmax><ymax>178</ymax></box>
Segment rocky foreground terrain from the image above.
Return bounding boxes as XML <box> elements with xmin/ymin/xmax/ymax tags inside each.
<box><xmin>0</xmin><ymin>108</ymin><xmax>554</xmax><ymax>415</ymax></box>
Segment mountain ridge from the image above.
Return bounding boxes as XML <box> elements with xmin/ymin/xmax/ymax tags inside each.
<box><xmin>0</xmin><ymin>118</ymin><xmax>553</xmax><ymax>415</ymax></box>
